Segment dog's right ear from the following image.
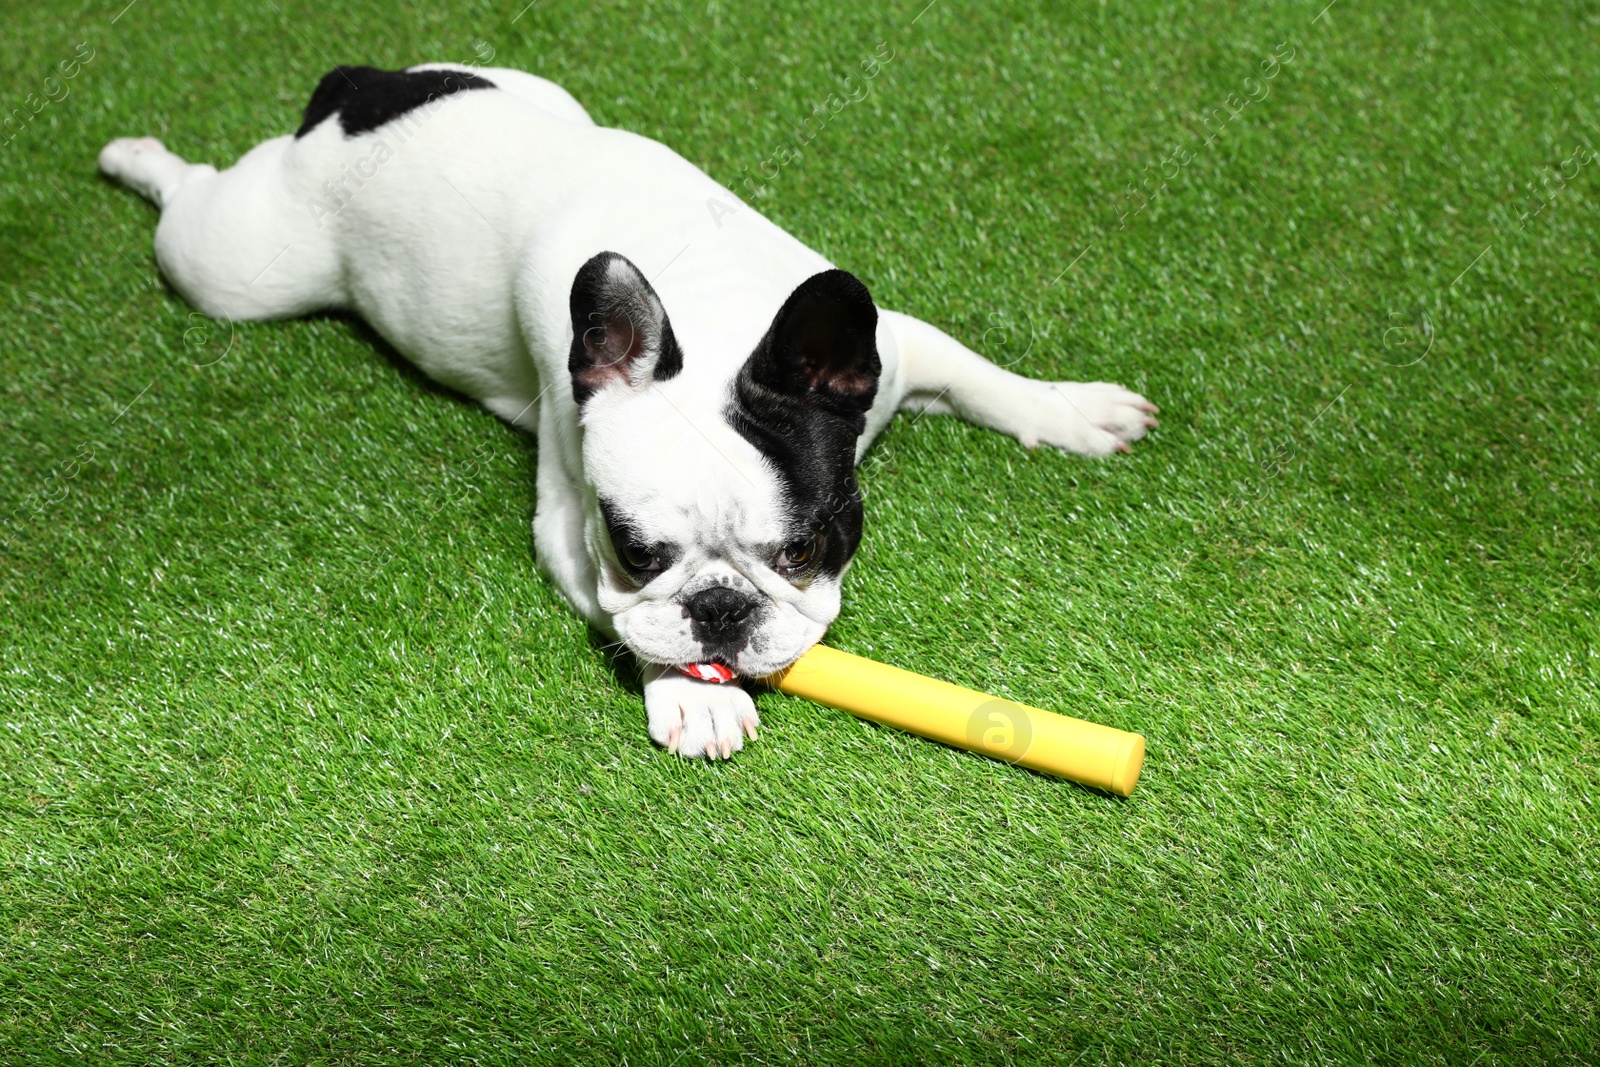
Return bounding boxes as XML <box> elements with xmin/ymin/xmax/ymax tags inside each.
<box><xmin>568</xmin><ymin>252</ymin><xmax>685</xmax><ymax>405</ymax></box>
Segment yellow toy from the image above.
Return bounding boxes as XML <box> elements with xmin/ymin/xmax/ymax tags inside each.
<box><xmin>767</xmin><ymin>645</ymin><xmax>1145</xmax><ymax>796</ymax></box>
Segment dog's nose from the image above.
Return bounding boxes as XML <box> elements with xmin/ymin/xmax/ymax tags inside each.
<box><xmin>685</xmin><ymin>586</ymin><xmax>756</xmax><ymax>639</ymax></box>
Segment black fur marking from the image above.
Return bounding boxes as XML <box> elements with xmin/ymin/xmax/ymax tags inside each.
<box><xmin>568</xmin><ymin>252</ymin><xmax>686</xmax><ymax>406</ymax></box>
<box><xmin>728</xmin><ymin>270</ymin><xmax>881</xmax><ymax>580</ymax></box>
<box><xmin>742</xmin><ymin>270</ymin><xmax>880</xmax><ymax>416</ymax></box>
<box><xmin>598</xmin><ymin>497</ymin><xmax>675</xmax><ymax>584</ymax></box>
<box><xmin>296</xmin><ymin>65</ymin><xmax>496</xmax><ymax>140</ymax></box>
<box><xmin>653</xmin><ymin>319</ymin><xmax>685</xmax><ymax>383</ymax></box>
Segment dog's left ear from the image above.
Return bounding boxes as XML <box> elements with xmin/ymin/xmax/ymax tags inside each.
<box><xmin>740</xmin><ymin>269</ymin><xmax>880</xmax><ymax>425</ymax></box>
<box><xmin>568</xmin><ymin>251</ymin><xmax>685</xmax><ymax>405</ymax></box>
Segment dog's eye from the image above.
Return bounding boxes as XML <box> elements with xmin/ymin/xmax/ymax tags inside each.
<box><xmin>618</xmin><ymin>540</ymin><xmax>662</xmax><ymax>573</ymax></box>
<box><xmin>600</xmin><ymin>500</ymin><xmax>672</xmax><ymax>580</ymax></box>
<box><xmin>607</xmin><ymin>519</ymin><xmax>668</xmax><ymax>580</ymax></box>
<box><xmin>773</xmin><ymin>534</ymin><xmax>821</xmax><ymax>576</ymax></box>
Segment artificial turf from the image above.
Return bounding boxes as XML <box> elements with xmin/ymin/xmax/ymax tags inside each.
<box><xmin>2</xmin><ymin>0</ymin><xmax>1597</xmax><ymax>1062</ymax></box>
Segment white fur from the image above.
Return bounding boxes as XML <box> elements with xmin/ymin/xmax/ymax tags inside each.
<box><xmin>99</xmin><ymin>63</ymin><xmax>1156</xmax><ymax>759</ymax></box>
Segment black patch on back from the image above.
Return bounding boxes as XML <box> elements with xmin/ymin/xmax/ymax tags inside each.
<box><xmin>296</xmin><ymin>65</ymin><xmax>496</xmax><ymax>139</ymax></box>
<box><xmin>727</xmin><ymin>270</ymin><xmax>881</xmax><ymax>580</ymax></box>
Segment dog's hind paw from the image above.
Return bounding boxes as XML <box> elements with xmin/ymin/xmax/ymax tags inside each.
<box><xmin>98</xmin><ymin>136</ymin><xmax>166</xmax><ymax>181</ymax></box>
<box><xmin>98</xmin><ymin>137</ymin><xmax>204</xmax><ymax>206</ymax></box>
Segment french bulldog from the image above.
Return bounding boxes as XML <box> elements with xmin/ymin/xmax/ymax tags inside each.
<box><xmin>98</xmin><ymin>63</ymin><xmax>1156</xmax><ymax>760</ymax></box>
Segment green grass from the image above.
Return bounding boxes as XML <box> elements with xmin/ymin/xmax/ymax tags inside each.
<box><xmin>3</xmin><ymin>0</ymin><xmax>1598</xmax><ymax>1062</ymax></box>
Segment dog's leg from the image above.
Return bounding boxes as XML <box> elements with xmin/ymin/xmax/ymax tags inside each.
<box><xmin>880</xmin><ymin>309</ymin><xmax>1157</xmax><ymax>456</ymax></box>
<box><xmin>531</xmin><ymin>422</ymin><xmax>605</xmax><ymax>625</ymax></box>
<box><xmin>99</xmin><ymin>135</ymin><xmax>343</xmax><ymax>321</ymax></box>
<box><xmin>98</xmin><ymin>137</ymin><xmax>214</xmax><ymax>207</ymax></box>
<box><xmin>480</xmin><ymin>396</ymin><xmax>541</xmax><ymax>434</ymax></box>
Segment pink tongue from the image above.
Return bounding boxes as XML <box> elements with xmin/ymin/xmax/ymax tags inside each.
<box><xmin>677</xmin><ymin>662</ymin><xmax>737</xmax><ymax>684</ymax></box>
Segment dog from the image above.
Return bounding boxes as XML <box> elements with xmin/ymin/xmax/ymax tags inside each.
<box><xmin>98</xmin><ymin>63</ymin><xmax>1156</xmax><ymax>760</ymax></box>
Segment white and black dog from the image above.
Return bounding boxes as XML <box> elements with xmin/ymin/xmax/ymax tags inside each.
<box><xmin>99</xmin><ymin>63</ymin><xmax>1156</xmax><ymax>760</ymax></box>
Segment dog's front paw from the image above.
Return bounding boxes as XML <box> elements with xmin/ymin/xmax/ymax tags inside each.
<box><xmin>1017</xmin><ymin>381</ymin><xmax>1158</xmax><ymax>456</ymax></box>
<box><xmin>643</xmin><ymin>667</ymin><xmax>760</xmax><ymax>760</ymax></box>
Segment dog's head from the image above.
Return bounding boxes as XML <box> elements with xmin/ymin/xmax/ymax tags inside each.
<box><xmin>568</xmin><ymin>252</ymin><xmax>879</xmax><ymax>678</ymax></box>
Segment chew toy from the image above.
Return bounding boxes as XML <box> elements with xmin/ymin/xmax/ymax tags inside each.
<box><xmin>763</xmin><ymin>645</ymin><xmax>1145</xmax><ymax>795</ymax></box>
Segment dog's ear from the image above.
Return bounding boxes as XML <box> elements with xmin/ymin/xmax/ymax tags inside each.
<box><xmin>740</xmin><ymin>269</ymin><xmax>880</xmax><ymax>423</ymax></box>
<box><xmin>568</xmin><ymin>252</ymin><xmax>685</xmax><ymax>405</ymax></box>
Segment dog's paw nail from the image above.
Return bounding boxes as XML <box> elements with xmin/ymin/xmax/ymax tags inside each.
<box><xmin>1145</xmin><ymin>417</ymin><xmax>1160</xmax><ymax>427</ymax></box>
<box><xmin>1115</xmin><ymin>440</ymin><xmax>1132</xmax><ymax>453</ymax></box>
<box><xmin>719</xmin><ymin>739</ymin><xmax>733</xmax><ymax>759</ymax></box>
<box><xmin>742</xmin><ymin>720</ymin><xmax>758</xmax><ymax>740</ymax></box>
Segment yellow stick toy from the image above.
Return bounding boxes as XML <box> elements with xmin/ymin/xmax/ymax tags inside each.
<box><xmin>766</xmin><ymin>644</ymin><xmax>1145</xmax><ymax>796</ymax></box>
